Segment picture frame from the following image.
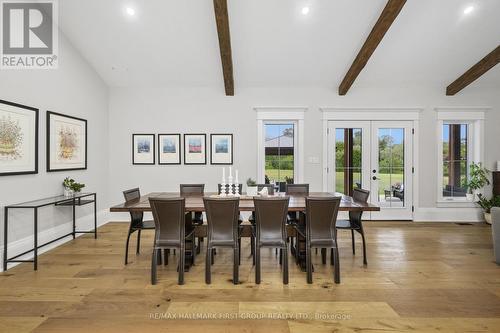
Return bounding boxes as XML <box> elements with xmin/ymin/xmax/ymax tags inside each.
<box><xmin>132</xmin><ymin>134</ymin><xmax>155</xmax><ymax>165</ymax></box>
<box><xmin>0</xmin><ymin>99</ymin><xmax>39</xmax><ymax>176</ymax></box>
<box><xmin>210</xmin><ymin>134</ymin><xmax>233</xmax><ymax>165</ymax></box>
<box><xmin>184</xmin><ymin>134</ymin><xmax>206</xmax><ymax>165</ymax></box>
<box><xmin>47</xmin><ymin>111</ymin><xmax>87</xmax><ymax>172</ymax></box>
<box><xmin>158</xmin><ymin>134</ymin><xmax>181</xmax><ymax>165</ymax></box>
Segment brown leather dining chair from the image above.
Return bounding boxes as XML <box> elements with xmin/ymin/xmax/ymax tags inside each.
<box><xmin>203</xmin><ymin>197</ymin><xmax>240</xmax><ymax>284</ymax></box>
<box><xmin>295</xmin><ymin>196</ymin><xmax>342</xmax><ymax>284</ymax></box>
<box><xmin>336</xmin><ymin>188</ymin><xmax>370</xmax><ymax>265</ymax></box>
<box><xmin>180</xmin><ymin>184</ymin><xmax>204</xmax><ymax>253</ymax></box>
<box><xmin>254</xmin><ymin>196</ymin><xmax>290</xmax><ymax>284</ymax></box>
<box><xmin>149</xmin><ymin>197</ymin><xmax>195</xmax><ymax>285</ymax></box>
<box><xmin>122</xmin><ymin>188</ymin><xmax>155</xmax><ymax>265</ymax></box>
<box><xmin>285</xmin><ymin>184</ymin><xmax>309</xmax><ymax>253</ymax></box>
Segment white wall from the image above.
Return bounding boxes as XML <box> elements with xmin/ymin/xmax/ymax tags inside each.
<box><xmin>0</xmin><ymin>33</ymin><xmax>109</xmax><ymax>262</ymax></box>
<box><xmin>108</xmin><ymin>84</ymin><xmax>500</xmax><ymax>221</ymax></box>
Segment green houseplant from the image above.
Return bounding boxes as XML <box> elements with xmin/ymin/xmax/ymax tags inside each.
<box><xmin>465</xmin><ymin>162</ymin><xmax>490</xmax><ymax>200</ymax></box>
<box><xmin>246</xmin><ymin>178</ymin><xmax>258</xmax><ymax>196</ymax></box>
<box><xmin>63</xmin><ymin>177</ymin><xmax>85</xmax><ymax>197</ymax></box>
<box><xmin>477</xmin><ymin>194</ymin><xmax>500</xmax><ymax>224</ymax></box>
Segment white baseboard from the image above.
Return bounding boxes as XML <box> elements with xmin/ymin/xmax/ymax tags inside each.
<box><xmin>1</xmin><ymin>209</ymin><xmax>111</xmax><ymax>271</ymax></box>
<box><xmin>414</xmin><ymin>207</ymin><xmax>484</xmax><ymax>222</ymax></box>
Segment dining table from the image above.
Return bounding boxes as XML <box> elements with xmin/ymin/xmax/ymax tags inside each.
<box><xmin>110</xmin><ymin>192</ymin><xmax>380</xmax><ymax>271</ymax></box>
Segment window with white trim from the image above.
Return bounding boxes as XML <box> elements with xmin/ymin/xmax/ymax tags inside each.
<box><xmin>436</xmin><ymin>109</ymin><xmax>485</xmax><ymax>203</ymax></box>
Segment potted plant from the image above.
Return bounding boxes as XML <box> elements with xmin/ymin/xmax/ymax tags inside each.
<box><xmin>477</xmin><ymin>194</ymin><xmax>500</xmax><ymax>224</ymax></box>
<box><xmin>246</xmin><ymin>178</ymin><xmax>258</xmax><ymax>196</ymax></box>
<box><xmin>62</xmin><ymin>177</ymin><xmax>85</xmax><ymax>197</ymax></box>
<box><xmin>465</xmin><ymin>162</ymin><xmax>490</xmax><ymax>200</ymax></box>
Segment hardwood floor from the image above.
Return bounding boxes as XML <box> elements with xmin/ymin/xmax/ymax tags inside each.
<box><xmin>1</xmin><ymin>222</ymin><xmax>500</xmax><ymax>332</ymax></box>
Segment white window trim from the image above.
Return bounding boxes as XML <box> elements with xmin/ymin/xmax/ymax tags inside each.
<box><xmin>255</xmin><ymin>107</ymin><xmax>306</xmax><ymax>184</ymax></box>
<box><xmin>435</xmin><ymin>107</ymin><xmax>488</xmax><ymax>207</ymax></box>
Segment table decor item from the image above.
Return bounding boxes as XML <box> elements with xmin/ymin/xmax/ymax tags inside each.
<box><xmin>246</xmin><ymin>178</ymin><xmax>257</xmax><ymax>196</ymax></box>
<box><xmin>0</xmin><ymin>100</ymin><xmax>38</xmax><ymax>176</ymax></box>
<box><xmin>258</xmin><ymin>187</ymin><xmax>269</xmax><ymax>196</ymax></box>
<box><xmin>220</xmin><ymin>167</ymin><xmax>227</xmax><ymax>196</ymax></box>
<box><xmin>158</xmin><ymin>134</ymin><xmax>181</xmax><ymax>165</ymax></box>
<box><xmin>235</xmin><ymin>169</ymin><xmax>240</xmax><ymax>196</ymax></box>
<box><xmin>63</xmin><ymin>177</ymin><xmax>85</xmax><ymax>197</ymax></box>
<box><xmin>210</xmin><ymin>134</ymin><xmax>233</xmax><ymax>165</ymax></box>
<box><xmin>184</xmin><ymin>134</ymin><xmax>206</xmax><ymax>165</ymax></box>
<box><xmin>132</xmin><ymin>134</ymin><xmax>155</xmax><ymax>165</ymax></box>
<box><xmin>227</xmin><ymin>166</ymin><xmax>234</xmax><ymax>196</ymax></box>
<box><xmin>47</xmin><ymin>111</ymin><xmax>87</xmax><ymax>172</ymax></box>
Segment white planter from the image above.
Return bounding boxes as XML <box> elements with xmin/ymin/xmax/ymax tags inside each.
<box><xmin>246</xmin><ymin>186</ymin><xmax>258</xmax><ymax>196</ymax></box>
<box><xmin>63</xmin><ymin>187</ymin><xmax>74</xmax><ymax>197</ymax></box>
<box><xmin>466</xmin><ymin>193</ymin><xmax>474</xmax><ymax>201</ymax></box>
<box><xmin>485</xmin><ymin>212</ymin><xmax>492</xmax><ymax>225</ymax></box>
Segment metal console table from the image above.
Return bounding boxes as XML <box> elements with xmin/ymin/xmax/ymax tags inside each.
<box><xmin>3</xmin><ymin>192</ymin><xmax>97</xmax><ymax>271</ymax></box>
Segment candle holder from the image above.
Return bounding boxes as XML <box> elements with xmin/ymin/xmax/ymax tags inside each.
<box><xmin>234</xmin><ymin>181</ymin><xmax>240</xmax><ymax>197</ymax></box>
<box><xmin>227</xmin><ymin>176</ymin><xmax>234</xmax><ymax>196</ymax></box>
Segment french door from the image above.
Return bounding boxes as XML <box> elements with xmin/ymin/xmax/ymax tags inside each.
<box><xmin>327</xmin><ymin>121</ymin><xmax>414</xmax><ymax>220</ymax></box>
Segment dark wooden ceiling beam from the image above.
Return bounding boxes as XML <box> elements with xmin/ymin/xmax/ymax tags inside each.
<box><xmin>446</xmin><ymin>46</ymin><xmax>500</xmax><ymax>96</ymax></box>
<box><xmin>338</xmin><ymin>0</ymin><xmax>406</xmax><ymax>95</ymax></box>
<box><xmin>213</xmin><ymin>0</ymin><xmax>234</xmax><ymax>96</ymax></box>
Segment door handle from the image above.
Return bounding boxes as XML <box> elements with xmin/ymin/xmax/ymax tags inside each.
<box><xmin>372</xmin><ymin>176</ymin><xmax>380</xmax><ymax>181</ymax></box>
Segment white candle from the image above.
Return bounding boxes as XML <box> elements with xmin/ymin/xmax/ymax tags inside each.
<box><xmin>235</xmin><ymin>170</ymin><xmax>239</xmax><ymax>183</ymax></box>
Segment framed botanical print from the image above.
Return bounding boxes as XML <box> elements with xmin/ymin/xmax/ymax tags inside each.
<box><xmin>47</xmin><ymin>111</ymin><xmax>87</xmax><ymax>172</ymax></box>
<box><xmin>158</xmin><ymin>134</ymin><xmax>181</xmax><ymax>165</ymax></box>
<box><xmin>210</xmin><ymin>134</ymin><xmax>233</xmax><ymax>165</ymax></box>
<box><xmin>0</xmin><ymin>100</ymin><xmax>38</xmax><ymax>176</ymax></box>
<box><xmin>184</xmin><ymin>134</ymin><xmax>206</xmax><ymax>165</ymax></box>
<box><xmin>132</xmin><ymin>134</ymin><xmax>155</xmax><ymax>165</ymax></box>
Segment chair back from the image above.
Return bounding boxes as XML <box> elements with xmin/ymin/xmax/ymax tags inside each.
<box><xmin>257</xmin><ymin>184</ymin><xmax>275</xmax><ymax>195</ymax></box>
<box><xmin>123</xmin><ymin>188</ymin><xmax>144</xmax><ymax>227</ymax></box>
<box><xmin>305</xmin><ymin>197</ymin><xmax>341</xmax><ymax>243</ymax></box>
<box><xmin>286</xmin><ymin>184</ymin><xmax>309</xmax><ymax>196</ymax></box>
<box><xmin>203</xmin><ymin>198</ymin><xmax>240</xmax><ymax>244</ymax></box>
<box><xmin>149</xmin><ymin>197</ymin><xmax>186</xmax><ymax>247</ymax></box>
<box><xmin>254</xmin><ymin>197</ymin><xmax>289</xmax><ymax>243</ymax></box>
<box><xmin>218</xmin><ymin>184</ymin><xmax>243</xmax><ymax>195</ymax></box>
<box><xmin>349</xmin><ymin>188</ymin><xmax>370</xmax><ymax>227</ymax></box>
<box><xmin>180</xmin><ymin>184</ymin><xmax>205</xmax><ymax>196</ymax></box>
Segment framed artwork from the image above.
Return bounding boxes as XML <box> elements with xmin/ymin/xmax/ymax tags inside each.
<box><xmin>47</xmin><ymin>111</ymin><xmax>87</xmax><ymax>172</ymax></box>
<box><xmin>210</xmin><ymin>134</ymin><xmax>233</xmax><ymax>165</ymax></box>
<box><xmin>158</xmin><ymin>134</ymin><xmax>181</xmax><ymax>165</ymax></box>
<box><xmin>184</xmin><ymin>134</ymin><xmax>206</xmax><ymax>165</ymax></box>
<box><xmin>132</xmin><ymin>134</ymin><xmax>155</xmax><ymax>165</ymax></box>
<box><xmin>0</xmin><ymin>100</ymin><xmax>38</xmax><ymax>176</ymax></box>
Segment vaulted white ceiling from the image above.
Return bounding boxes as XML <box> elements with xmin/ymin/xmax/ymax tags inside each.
<box><xmin>58</xmin><ymin>0</ymin><xmax>500</xmax><ymax>90</ymax></box>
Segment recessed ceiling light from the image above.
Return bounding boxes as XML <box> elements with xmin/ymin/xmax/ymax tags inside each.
<box><xmin>126</xmin><ymin>7</ymin><xmax>136</xmax><ymax>16</ymax></box>
<box><xmin>301</xmin><ymin>7</ymin><xmax>310</xmax><ymax>15</ymax></box>
<box><xmin>463</xmin><ymin>5</ymin><xmax>474</xmax><ymax>15</ymax></box>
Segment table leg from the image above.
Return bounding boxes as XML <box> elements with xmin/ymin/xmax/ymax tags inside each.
<box><xmin>34</xmin><ymin>208</ymin><xmax>38</xmax><ymax>271</ymax></box>
<box><xmin>94</xmin><ymin>193</ymin><xmax>97</xmax><ymax>239</ymax></box>
<box><xmin>72</xmin><ymin>197</ymin><xmax>76</xmax><ymax>239</ymax></box>
<box><xmin>3</xmin><ymin>207</ymin><xmax>8</xmax><ymax>272</ymax></box>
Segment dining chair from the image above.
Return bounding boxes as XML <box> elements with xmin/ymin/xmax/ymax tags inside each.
<box><xmin>336</xmin><ymin>188</ymin><xmax>370</xmax><ymax>265</ymax></box>
<box><xmin>122</xmin><ymin>188</ymin><xmax>155</xmax><ymax>265</ymax></box>
<box><xmin>254</xmin><ymin>196</ymin><xmax>290</xmax><ymax>284</ymax></box>
<box><xmin>218</xmin><ymin>183</ymin><xmax>243</xmax><ymax>195</ymax></box>
<box><xmin>285</xmin><ymin>184</ymin><xmax>310</xmax><ymax>195</ymax></box>
<box><xmin>295</xmin><ymin>196</ymin><xmax>342</xmax><ymax>284</ymax></box>
<box><xmin>203</xmin><ymin>197</ymin><xmax>240</xmax><ymax>284</ymax></box>
<box><xmin>257</xmin><ymin>184</ymin><xmax>275</xmax><ymax>195</ymax></box>
<box><xmin>149</xmin><ymin>197</ymin><xmax>195</xmax><ymax>285</ymax></box>
<box><xmin>180</xmin><ymin>184</ymin><xmax>205</xmax><ymax>253</ymax></box>
<box><xmin>285</xmin><ymin>183</ymin><xmax>309</xmax><ymax>253</ymax></box>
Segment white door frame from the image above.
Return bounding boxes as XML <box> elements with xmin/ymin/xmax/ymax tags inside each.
<box><xmin>321</xmin><ymin>107</ymin><xmax>422</xmax><ymax>220</ymax></box>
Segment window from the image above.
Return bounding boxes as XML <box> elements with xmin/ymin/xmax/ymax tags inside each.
<box><xmin>442</xmin><ymin>123</ymin><xmax>469</xmax><ymax>198</ymax></box>
<box><xmin>436</xmin><ymin>108</ymin><xmax>485</xmax><ymax>204</ymax></box>
<box><xmin>335</xmin><ymin>128</ymin><xmax>362</xmax><ymax>196</ymax></box>
<box><xmin>265</xmin><ymin>123</ymin><xmax>295</xmax><ymax>185</ymax></box>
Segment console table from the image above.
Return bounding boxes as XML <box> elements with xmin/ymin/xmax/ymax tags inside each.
<box><xmin>3</xmin><ymin>192</ymin><xmax>97</xmax><ymax>271</ymax></box>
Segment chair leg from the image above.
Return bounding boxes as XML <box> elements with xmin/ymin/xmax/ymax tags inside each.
<box><xmin>205</xmin><ymin>247</ymin><xmax>212</xmax><ymax>284</ymax></box>
<box><xmin>233</xmin><ymin>247</ymin><xmax>239</xmax><ymax>284</ymax></box>
<box><xmin>157</xmin><ymin>249</ymin><xmax>162</xmax><ymax>265</ymax></box>
<box><xmin>151</xmin><ymin>248</ymin><xmax>157</xmax><ymax>285</ymax></box>
<box><xmin>124</xmin><ymin>229</ymin><xmax>133</xmax><ymax>265</ymax></box>
<box><xmin>330</xmin><ymin>248</ymin><xmax>334</xmax><ymax>265</ymax></box>
<box><xmin>252</xmin><ymin>236</ymin><xmax>256</xmax><ymax>266</ymax></box>
<box><xmin>315</xmin><ymin>248</ymin><xmax>318</xmax><ymax>255</ymax></box>
<box><xmin>164</xmin><ymin>249</ymin><xmax>169</xmax><ymax>266</ymax></box>
<box><xmin>238</xmin><ymin>239</ymin><xmax>241</xmax><ymax>265</ymax></box>
<box><xmin>191</xmin><ymin>235</ymin><xmax>196</xmax><ymax>266</ymax></box>
<box><xmin>279</xmin><ymin>248</ymin><xmax>282</xmax><ymax>265</ymax></box>
<box><xmin>360</xmin><ymin>230</ymin><xmax>367</xmax><ymax>265</ymax></box>
<box><xmin>197</xmin><ymin>237</ymin><xmax>203</xmax><ymax>254</ymax></box>
<box><xmin>283</xmin><ymin>245</ymin><xmax>289</xmax><ymax>285</ymax></box>
<box><xmin>136</xmin><ymin>229</ymin><xmax>142</xmax><ymax>254</ymax></box>
<box><xmin>321</xmin><ymin>248</ymin><xmax>327</xmax><ymax>264</ymax></box>
<box><xmin>211</xmin><ymin>249</ymin><xmax>215</xmax><ymax>265</ymax></box>
<box><xmin>178</xmin><ymin>246</ymin><xmax>185</xmax><ymax>285</ymax></box>
<box><xmin>255</xmin><ymin>247</ymin><xmax>261</xmax><ymax>284</ymax></box>
<box><xmin>351</xmin><ymin>229</ymin><xmax>355</xmax><ymax>255</ymax></box>
<box><xmin>306</xmin><ymin>246</ymin><xmax>312</xmax><ymax>284</ymax></box>
<box><xmin>333</xmin><ymin>247</ymin><xmax>340</xmax><ymax>284</ymax></box>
